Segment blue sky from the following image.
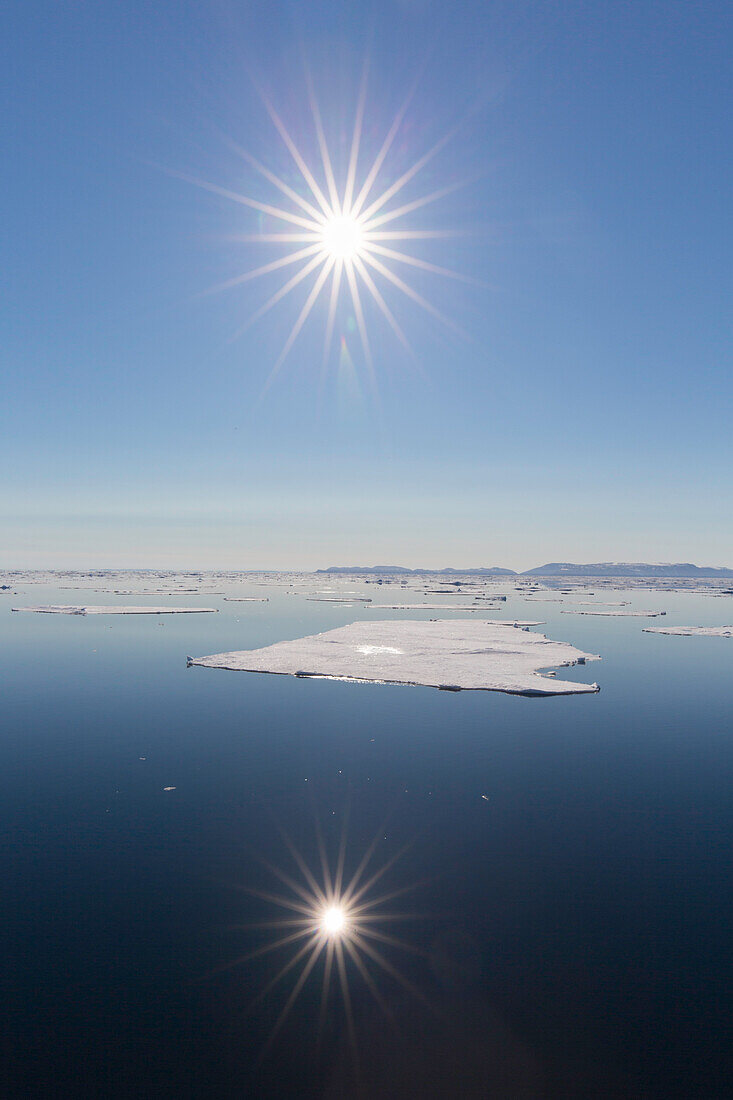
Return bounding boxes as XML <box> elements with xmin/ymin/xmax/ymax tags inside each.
<box><xmin>3</xmin><ymin>0</ymin><xmax>731</xmax><ymax>569</ymax></box>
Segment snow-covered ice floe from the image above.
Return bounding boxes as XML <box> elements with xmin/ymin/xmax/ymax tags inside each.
<box><xmin>561</xmin><ymin>609</ymin><xmax>666</xmax><ymax>617</ymax></box>
<box><xmin>367</xmin><ymin>603</ymin><xmax>503</xmax><ymax>611</ymax></box>
<box><xmin>306</xmin><ymin>596</ymin><xmax>372</xmax><ymax>603</ymax></box>
<box><xmin>13</xmin><ymin>605</ymin><xmax>218</xmax><ymax>615</ymax></box>
<box><xmin>222</xmin><ymin>597</ymin><xmax>269</xmax><ymax>602</ymax></box>
<box><xmin>642</xmin><ymin>625</ymin><xmax>733</xmax><ymax>637</ymax></box>
<box><xmin>188</xmin><ymin>619</ymin><xmax>600</xmax><ymax>696</ymax></box>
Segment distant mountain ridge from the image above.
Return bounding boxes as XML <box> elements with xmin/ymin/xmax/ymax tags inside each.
<box><xmin>523</xmin><ymin>562</ymin><xmax>733</xmax><ymax>578</ymax></box>
<box><xmin>318</xmin><ymin>562</ymin><xmax>733</xmax><ymax>578</ymax></box>
<box><xmin>317</xmin><ymin>565</ymin><xmax>516</xmax><ymax>576</ymax></box>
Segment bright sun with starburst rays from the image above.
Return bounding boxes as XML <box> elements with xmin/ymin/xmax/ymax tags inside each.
<box><xmin>223</xmin><ymin>819</ymin><xmax>429</xmax><ymax>1062</ymax></box>
<box><xmin>321</xmin><ymin>903</ymin><xmax>348</xmax><ymax>935</ymax></box>
<box><xmin>319</xmin><ymin>213</ymin><xmax>365</xmax><ymax>263</ymax></box>
<box><xmin>184</xmin><ymin>62</ymin><xmax>474</xmax><ymax>388</ymax></box>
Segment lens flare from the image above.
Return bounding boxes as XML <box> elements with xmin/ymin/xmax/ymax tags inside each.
<box><xmin>320</xmin><ymin>215</ymin><xmax>364</xmax><ymax>262</ymax></box>
<box><xmin>321</xmin><ymin>904</ymin><xmax>347</xmax><ymax>936</ymax></box>
<box><xmin>220</xmin><ymin>819</ymin><xmax>430</xmax><ymax>1063</ymax></box>
<box><xmin>185</xmin><ymin>61</ymin><xmax>477</xmax><ymax>389</ymax></box>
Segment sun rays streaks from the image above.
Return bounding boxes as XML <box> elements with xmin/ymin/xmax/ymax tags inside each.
<box><xmin>342</xmin><ymin>54</ymin><xmax>370</xmax><ymax>217</ymax></box>
<box><xmin>265</xmin><ymin>255</ymin><xmax>335</xmax><ymax>389</ymax></box>
<box><xmin>182</xmin><ymin>62</ymin><xmax>477</xmax><ymax>385</ymax></box>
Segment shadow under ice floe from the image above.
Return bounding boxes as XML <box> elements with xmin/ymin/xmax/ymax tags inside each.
<box><xmin>188</xmin><ymin>619</ymin><xmax>600</xmax><ymax>696</ymax></box>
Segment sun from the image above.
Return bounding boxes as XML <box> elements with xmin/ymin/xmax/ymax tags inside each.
<box><xmin>319</xmin><ymin>214</ymin><xmax>365</xmax><ymax>262</ymax></box>
<box><xmin>321</xmin><ymin>903</ymin><xmax>348</xmax><ymax>936</ymax></box>
<box><xmin>185</xmin><ymin>62</ymin><xmax>474</xmax><ymax>388</ymax></box>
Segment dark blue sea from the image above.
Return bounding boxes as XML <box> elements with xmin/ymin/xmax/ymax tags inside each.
<box><xmin>2</xmin><ymin>577</ymin><xmax>732</xmax><ymax>1098</ymax></box>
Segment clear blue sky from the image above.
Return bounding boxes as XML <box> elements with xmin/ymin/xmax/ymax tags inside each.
<box><xmin>3</xmin><ymin>0</ymin><xmax>731</xmax><ymax>569</ymax></box>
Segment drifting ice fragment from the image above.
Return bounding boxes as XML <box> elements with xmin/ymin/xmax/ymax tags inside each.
<box><xmin>222</xmin><ymin>597</ymin><xmax>269</xmax><ymax>602</ymax></box>
<box><xmin>561</xmin><ymin>609</ymin><xmax>665</xmax><ymax>617</ymax></box>
<box><xmin>643</xmin><ymin>625</ymin><xmax>733</xmax><ymax>637</ymax></box>
<box><xmin>13</xmin><ymin>606</ymin><xmax>218</xmax><ymax>615</ymax></box>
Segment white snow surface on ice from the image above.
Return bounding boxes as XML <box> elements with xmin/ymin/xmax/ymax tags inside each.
<box><xmin>367</xmin><ymin>603</ymin><xmax>505</xmax><ymax>611</ymax></box>
<box><xmin>643</xmin><ymin>625</ymin><xmax>733</xmax><ymax>637</ymax></box>
<box><xmin>190</xmin><ymin>619</ymin><xmax>600</xmax><ymax>696</ymax></box>
<box><xmin>13</xmin><ymin>605</ymin><xmax>218</xmax><ymax>615</ymax></box>
<box><xmin>222</xmin><ymin>597</ymin><xmax>269</xmax><ymax>602</ymax></box>
<box><xmin>561</xmin><ymin>609</ymin><xmax>666</xmax><ymax>617</ymax></box>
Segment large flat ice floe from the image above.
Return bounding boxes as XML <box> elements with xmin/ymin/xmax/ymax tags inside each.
<box><xmin>13</xmin><ymin>605</ymin><xmax>218</xmax><ymax>615</ymax></box>
<box><xmin>643</xmin><ymin>625</ymin><xmax>733</xmax><ymax>637</ymax></box>
<box><xmin>189</xmin><ymin>619</ymin><xmax>600</xmax><ymax>696</ymax></box>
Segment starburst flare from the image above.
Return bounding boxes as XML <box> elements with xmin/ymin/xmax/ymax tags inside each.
<box><xmin>224</xmin><ymin>819</ymin><xmax>430</xmax><ymax>1062</ymax></box>
<box><xmin>190</xmin><ymin>64</ymin><xmax>475</xmax><ymax>388</ymax></box>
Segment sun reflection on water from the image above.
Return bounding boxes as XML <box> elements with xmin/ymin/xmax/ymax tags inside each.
<box><xmin>225</xmin><ymin>818</ymin><xmax>429</xmax><ymax>1063</ymax></box>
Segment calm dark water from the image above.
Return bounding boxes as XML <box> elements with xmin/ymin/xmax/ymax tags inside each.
<box><xmin>2</xmin><ymin>579</ymin><xmax>732</xmax><ymax>1098</ymax></box>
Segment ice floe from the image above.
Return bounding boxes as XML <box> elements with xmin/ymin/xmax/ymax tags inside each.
<box><xmin>306</xmin><ymin>596</ymin><xmax>373</xmax><ymax>603</ymax></box>
<box><xmin>13</xmin><ymin>605</ymin><xmax>218</xmax><ymax>615</ymax></box>
<box><xmin>188</xmin><ymin>618</ymin><xmax>600</xmax><ymax>696</ymax></box>
<box><xmin>561</xmin><ymin>609</ymin><xmax>666</xmax><ymax>617</ymax></box>
<box><xmin>642</xmin><ymin>625</ymin><xmax>733</xmax><ymax>637</ymax></box>
<box><xmin>367</xmin><ymin>603</ymin><xmax>505</xmax><ymax>611</ymax></box>
<box><xmin>222</xmin><ymin>597</ymin><xmax>269</xmax><ymax>602</ymax></box>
